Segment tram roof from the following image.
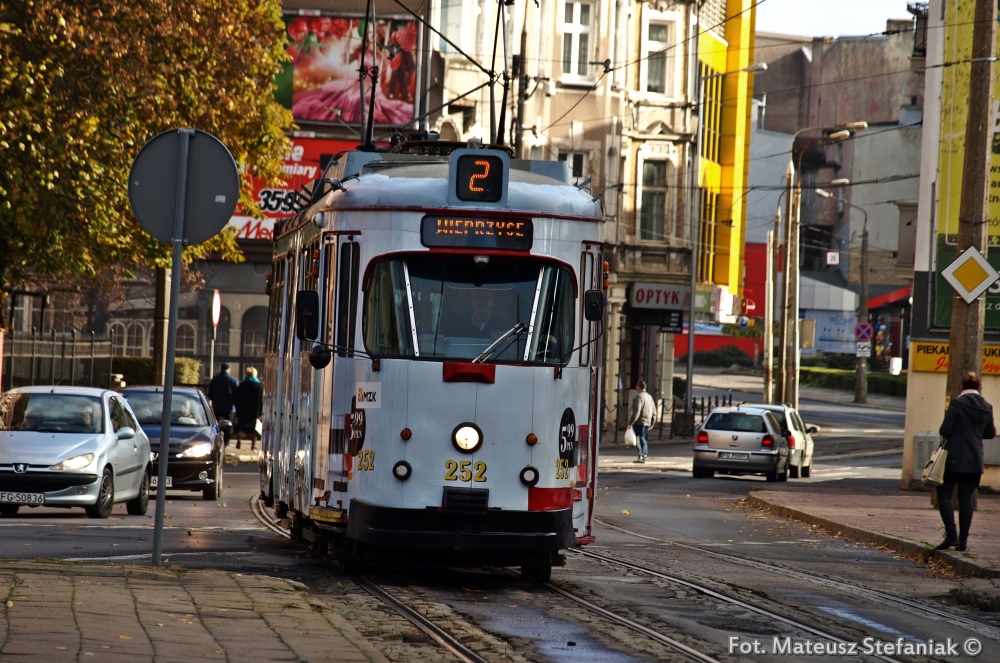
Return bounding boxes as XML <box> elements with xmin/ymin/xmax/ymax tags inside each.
<box><xmin>335</xmin><ymin>163</ymin><xmax>601</xmax><ymax>217</ymax></box>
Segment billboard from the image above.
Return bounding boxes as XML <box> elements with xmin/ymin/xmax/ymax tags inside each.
<box><xmin>274</xmin><ymin>13</ymin><xmax>418</xmax><ymax>126</ymax></box>
<box><xmin>228</xmin><ymin>137</ymin><xmax>358</xmax><ymax>241</ymax></box>
<box><xmin>933</xmin><ymin>0</ymin><xmax>1000</xmax><ymax>328</ymax></box>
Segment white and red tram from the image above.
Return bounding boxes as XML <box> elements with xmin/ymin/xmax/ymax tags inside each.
<box><xmin>260</xmin><ymin>142</ymin><xmax>606</xmax><ymax>578</ymax></box>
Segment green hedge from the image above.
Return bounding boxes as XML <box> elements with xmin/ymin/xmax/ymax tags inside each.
<box><xmin>800</xmin><ymin>354</ymin><xmax>860</xmax><ymax>370</ymax></box>
<box><xmin>112</xmin><ymin>357</ymin><xmax>202</xmax><ymax>387</ymax></box>
<box><xmin>799</xmin><ymin>366</ymin><xmax>907</xmax><ymax>397</ymax></box>
<box><xmin>677</xmin><ymin>344</ymin><xmax>753</xmax><ymax>368</ymax></box>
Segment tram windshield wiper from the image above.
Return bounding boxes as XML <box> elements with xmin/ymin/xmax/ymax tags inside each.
<box><xmin>471</xmin><ymin>322</ymin><xmax>530</xmax><ymax>364</ymax></box>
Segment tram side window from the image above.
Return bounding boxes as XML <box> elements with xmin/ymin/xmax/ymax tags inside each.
<box><xmin>336</xmin><ymin>242</ymin><xmax>360</xmax><ymax>356</ymax></box>
<box><xmin>266</xmin><ymin>259</ymin><xmax>286</xmax><ymax>354</ymax></box>
<box><xmin>363</xmin><ymin>261</ymin><xmax>415</xmax><ymax>357</ymax></box>
<box><xmin>528</xmin><ymin>266</ymin><xmax>575</xmax><ymax>365</ymax></box>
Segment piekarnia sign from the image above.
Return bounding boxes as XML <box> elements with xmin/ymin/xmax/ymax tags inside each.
<box><xmin>629</xmin><ymin>283</ymin><xmax>690</xmax><ymax>310</ymax></box>
<box><xmin>912</xmin><ymin>341</ymin><xmax>1000</xmax><ymax>375</ymax></box>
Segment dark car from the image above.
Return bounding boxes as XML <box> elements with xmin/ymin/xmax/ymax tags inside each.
<box><xmin>120</xmin><ymin>387</ymin><xmax>229</xmax><ymax>500</ymax></box>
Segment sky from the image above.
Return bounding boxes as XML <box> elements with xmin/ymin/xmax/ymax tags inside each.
<box><xmin>755</xmin><ymin>0</ymin><xmax>915</xmax><ymax>38</ymax></box>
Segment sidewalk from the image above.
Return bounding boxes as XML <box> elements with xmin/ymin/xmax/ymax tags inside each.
<box><xmin>747</xmin><ymin>479</ymin><xmax>1000</xmax><ymax>583</ymax></box>
<box><xmin>0</xmin><ymin>561</ymin><xmax>388</xmax><ymax>662</ymax></box>
<box><xmin>682</xmin><ymin>368</ymin><xmax>907</xmax><ymax>412</ymax></box>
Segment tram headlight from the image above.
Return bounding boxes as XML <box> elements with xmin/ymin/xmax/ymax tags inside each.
<box><xmin>519</xmin><ymin>466</ymin><xmax>540</xmax><ymax>487</ymax></box>
<box><xmin>452</xmin><ymin>423</ymin><xmax>483</xmax><ymax>454</ymax></box>
<box><xmin>392</xmin><ymin>461</ymin><xmax>412</xmax><ymax>481</ymax></box>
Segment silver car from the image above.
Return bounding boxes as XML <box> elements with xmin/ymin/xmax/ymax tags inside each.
<box><xmin>0</xmin><ymin>386</ymin><xmax>152</xmax><ymax>518</ymax></box>
<box><xmin>693</xmin><ymin>406</ymin><xmax>791</xmax><ymax>482</ymax></box>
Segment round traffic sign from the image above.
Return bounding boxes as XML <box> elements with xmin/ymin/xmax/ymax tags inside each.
<box><xmin>854</xmin><ymin>322</ymin><xmax>873</xmax><ymax>342</ymax></box>
<box><xmin>737</xmin><ymin>316</ymin><xmax>750</xmax><ymax>328</ymax></box>
<box><xmin>211</xmin><ymin>290</ymin><xmax>222</xmax><ymax>328</ymax></box>
<box><xmin>128</xmin><ymin>129</ymin><xmax>239</xmax><ymax>245</ymax></box>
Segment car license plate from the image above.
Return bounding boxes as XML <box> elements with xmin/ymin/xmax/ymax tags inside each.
<box><xmin>0</xmin><ymin>492</ymin><xmax>44</xmax><ymax>505</ymax></box>
<box><xmin>150</xmin><ymin>476</ymin><xmax>172</xmax><ymax>488</ymax></box>
<box><xmin>718</xmin><ymin>452</ymin><xmax>749</xmax><ymax>461</ymax></box>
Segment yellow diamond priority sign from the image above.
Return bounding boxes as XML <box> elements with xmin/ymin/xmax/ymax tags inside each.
<box><xmin>941</xmin><ymin>246</ymin><xmax>1000</xmax><ymax>304</ymax></box>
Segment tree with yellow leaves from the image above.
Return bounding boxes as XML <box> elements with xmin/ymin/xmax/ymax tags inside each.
<box><xmin>0</xmin><ymin>1</ymin><xmax>294</xmax><ymax>323</ymax></box>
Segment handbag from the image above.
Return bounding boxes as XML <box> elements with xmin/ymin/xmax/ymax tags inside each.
<box><xmin>623</xmin><ymin>426</ymin><xmax>637</xmax><ymax>447</ymax></box>
<box><xmin>921</xmin><ymin>442</ymin><xmax>948</xmax><ymax>486</ymax></box>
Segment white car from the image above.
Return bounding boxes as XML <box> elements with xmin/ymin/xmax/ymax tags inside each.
<box><xmin>747</xmin><ymin>403</ymin><xmax>817</xmax><ymax>478</ymax></box>
<box><xmin>0</xmin><ymin>386</ymin><xmax>152</xmax><ymax>518</ymax></box>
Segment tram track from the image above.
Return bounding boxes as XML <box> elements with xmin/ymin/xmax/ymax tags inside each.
<box><xmin>596</xmin><ymin>517</ymin><xmax>1000</xmax><ymax>642</ymax></box>
<box><xmin>570</xmin><ymin>548</ymin><xmax>907</xmax><ymax>663</ymax></box>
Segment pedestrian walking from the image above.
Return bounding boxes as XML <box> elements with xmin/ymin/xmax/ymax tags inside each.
<box><xmin>234</xmin><ymin>367</ymin><xmax>264</xmax><ymax>451</ymax></box>
<box><xmin>935</xmin><ymin>371</ymin><xmax>995</xmax><ymax>552</ymax></box>
<box><xmin>208</xmin><ymin>363</ymin><xmax>239</xmax><ymax>445</ymax></box>
<box><xmin>627</xmin><ymin>380</ymin><xmax>656</xmax><ymax>463</ymax></box>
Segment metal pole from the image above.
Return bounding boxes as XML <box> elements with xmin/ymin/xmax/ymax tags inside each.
<box><xmin>152</xmin><ymin>128</ymin><xmax>193</xmax><ymax>568</ymax></box>
<box><xmin>89</xmin><ymin>331</ymin><xmax>95</xmax><ymax>387</ymax></box>
<box><xmin>855</xmin><ymin>206</ymin><xmax>869</xmax><ymax>403</ymax></box>
<box><xmin>947</xmin><ymin>0</ymin><xmax>996</xmax><ymax>398</ymax></box>
<box><xmin>764</xmin><ymin>230</ymin><xmax>774</xmax><ymax>403</ymax></box>
<box><xmin>50</xmin><ymin>329</ymin><xmax>56</xmax><ymax>384</ymax></box>
<box><xmin>780</xmin><ymin>162</ymin><xmax>794</xmax><ymax>403</ymax></box>
<box><xmin>70</xmin><ymin>330</ymin><xmax>77</xmax><ymax>386</ymax></box>
<box><xmin>208</xmin><ymin>326</ymin><xmax>216</xmax><ymax>385</ymax></box>
<box><xmin>789</xmin><ymin>182</ymin><xmax>801</xmax><ymax>409</ymax></box>
<box><xmin>686</xmin><ymin>69</ymin><xmax>706</xmax><ymax>411</ymax></box>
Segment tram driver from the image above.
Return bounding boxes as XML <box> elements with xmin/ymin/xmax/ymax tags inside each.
<box><xmin>444</xmin><ymin>287</ymin><xmax>511</xmax><ymax>340</ymax></box>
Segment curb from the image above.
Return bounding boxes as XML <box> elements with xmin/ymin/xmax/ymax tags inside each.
<box><xmin>745</xmin><ymin>491</ymin><xmax>1000</xmax><ymax>579</ymax></box>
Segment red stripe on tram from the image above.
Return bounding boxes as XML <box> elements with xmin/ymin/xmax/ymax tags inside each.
<box><xmin>528</xmin><ymin>487</ymin><xmax>572</xmax><ymax>511</ymax></box>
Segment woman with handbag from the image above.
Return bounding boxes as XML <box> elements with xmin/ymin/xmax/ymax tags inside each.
<box><xmin>936</xmin><ymin>371</ymin><xmax>996</xmax><ymax>551</ymax></box>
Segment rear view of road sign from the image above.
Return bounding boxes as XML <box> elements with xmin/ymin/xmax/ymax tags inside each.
<box><xmin>128</xmin><ymin>128</ymin><xmax>239</xmax><ymax>569</ymax></box>
<box><xmin>941</xmin><ymin>246</ymin><xmax>1000</xmax><ymax>304</ymax></box>
<box><xmin>856</xmin><ymin>341</ymin><xmax>872</xmax><ymax>358</ymax></box>
<box><xmin>854</xmin><ymin>322</ymin><xmax>873</xmax><ymax>342</ymax></box>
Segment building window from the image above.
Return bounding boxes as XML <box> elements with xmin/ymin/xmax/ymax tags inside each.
<box><xmin>176</xmin><ymin>323</ymin><xmax>196</xmax><ymax>356</ymax></box>
<box><xmin>640</xmin><ymin>160</ymin><xmax>668</xmax><ymax>241</ymax></box>
<box><xmin>646</xmin><ymin>22</ymin><xmax>675</xmax><ymax>95</ymax></box>
<box><xmin>558</xmin><ymin>151</ymin><xmax>589</xmax><ymax>184</ymax></box>
<box><xmin>561</xmin><ymin>1</ymin><xmax>593</xmax><ymax>78</ymax></box>
<box><xmin>700</xmin><ymin>63</ymin><xmax>722</xmax><ymax>164</ymax></box>
<box><xmin>242</xmin><ymin>307</ymin><xmax>268</xmax><ymax>359</ymax></box>
<box><xmin>126</xmin><ymin>323</ymin><xmax>145</xmax><ymax>357</ymax></box>
<box><xmin>109</xmin><ymin>322</ymin><xmax>127</xmax><ymax>356</ymax></box>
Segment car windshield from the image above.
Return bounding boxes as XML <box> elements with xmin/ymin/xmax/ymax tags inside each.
<box><xmin>704</xmin><ymin>412</ymin><xmax>769</xmax><ymax>433</ymax></box>
<box><xmin>363</xmin><ymin>254</ymin><xmax>575</xmax><ymax>365</ymax></box>
<box><xmin>122</xmin><ymin>392</ymin><xmax>208</xmax><ymax>427</ymax></box>
<box><xmin>0</xmin><ymin>393</ymin><xmax>105</xmax><ymax>434</ymax></box>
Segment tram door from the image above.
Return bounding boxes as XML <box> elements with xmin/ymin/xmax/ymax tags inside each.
<box><xmin>277</xmin><ymin>248</ymin><xmax>302</xmax><ymax>506</ymax></box>
<box><xmin>576</xmin><ymin>243</ymin><xmax>603</xmax><ymax>541</ymax></box>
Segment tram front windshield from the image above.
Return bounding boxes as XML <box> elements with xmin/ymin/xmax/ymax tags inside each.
<box><xmin>364</xmin><ymin>254</ymin><xmax>575</xmax><ymax>364</ymax></box>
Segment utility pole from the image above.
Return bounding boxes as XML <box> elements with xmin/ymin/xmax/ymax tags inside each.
<box><xmin>856</xmin><ymin>218</ymin><xmax>869</xmax><ymax>403</ymax></box>
<box><xmin>947</xmin><ymin>0</ymin><xmax>997</xmax><ymax>397</ymax></box>
<box><xmin>513</xmin><ymin>28</ymin><xmax>527</xmax><ymax>158</ymax></box>
<box><xmin>152</xmin><ymin>267</ymin><xmax>170</xmax><ymax>386</ymax></box>
<box><xmin>779</xmin><ymin>162</ymin><xmax>794</xmax><ymax>404</ymax></box>
<box><xmin>764</xmin><ymin>229</ymin><xmax>774</xmax><ymax>403</ymax></box>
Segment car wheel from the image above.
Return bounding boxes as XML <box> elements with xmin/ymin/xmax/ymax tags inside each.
<box><xmin>789</xmin><ymin>459</ymin><xmax>800</xmax><ymax>479</ymax></box>
<box><xmin>203</xmin><ymin>461</ymin><xmax>222</xmax><ymax>501</ymax></box>
<box><xmin>127</xmin><ymin>468</ymin><xmax>150</xmax><ymax>516</ymax></box>
<box><xmin>765</xmin><ymin>460</ymin><xmax>780</xmax><ymax>482</ymax></box>
<box><xmin>0</xmin><ymin>505</ymin><xmax>20</xmax><ymax>517</ymax></box>
<box><xmin>801</xmin><ymin>463</ymin><xmax>811</xmax><ymax>478</ymax></box>
<box><xmin>778</xmin><ymin>458</ymin><xmax>789</xmax><ymax>482</ymax></box>
<box><xmin>86</xmin><ymin>467</ymin><xmax>114</xmax><ymax>519</ymax></box>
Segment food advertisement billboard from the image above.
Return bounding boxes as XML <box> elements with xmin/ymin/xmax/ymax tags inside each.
<box><xmin>274</xmin><ymin>12</ymin><xmax>418</xmax><ymax>126</ymax></box>
<box><xmin>228</xmin><ymin>137</ymin><xmax>357</xmax><ymax>241</ymax></box>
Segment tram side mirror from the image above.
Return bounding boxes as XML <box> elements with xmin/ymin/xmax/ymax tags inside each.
<box><xmin>583</xmin><ymin>289</ymin><xmax>604</xmax><ymax>322</ymax></box>
<box><xmin>296</xmin><ymin>290</ymin><xmax>320</xmax><ymax>341</ymax></box>
<box><xmin>309</xmin><ymin>344</ymin><xmax>332</xmax><ymax>370</ymax></box>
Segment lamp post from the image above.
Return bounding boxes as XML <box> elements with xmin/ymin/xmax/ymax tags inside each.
<box><xmin>686</xmin><ymin>62</ymin><xmax>767</xmax><ymax>410</ymax></box>
<box><xmin>817</xmin><ymin>187</ymin><xmax>868</xmax><ymax>403</ymax></box>
<box><xmin>209</xmin><ymin>290</ymin><xmax>221</xmax><ymax>381</ymax></box>
<box><xmin>780</xmin><ymin>122</ymin><xmax>866</xmax><ymax>407</ymax></box>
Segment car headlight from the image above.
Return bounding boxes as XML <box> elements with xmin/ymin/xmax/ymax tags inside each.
<box><xmin>51</xmin><ymin>453</ymin><xmax>95</xmax><ymax>471</ymax></box>
<box><xmin>177</xmin><ymin>442</ymin><xmax>214</xmax><ymax>458</ymax></box>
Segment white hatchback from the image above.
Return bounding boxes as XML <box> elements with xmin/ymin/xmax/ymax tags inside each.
<box><xmin>0</xmin><ymin>386</ymin><xmax>152</xmax><ymax>518</ymax></box>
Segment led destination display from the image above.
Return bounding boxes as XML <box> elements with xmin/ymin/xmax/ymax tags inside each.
<box><xmin>420</xmin><ymin>215</ymin><xmax>533</xmax><ymax>250</ymax></box>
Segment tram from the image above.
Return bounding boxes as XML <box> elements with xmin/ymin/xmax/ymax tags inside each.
<box><xmin>260</xmin><ymin>138</ymin><xmax>606</xmax><ymax>578</ymax></box>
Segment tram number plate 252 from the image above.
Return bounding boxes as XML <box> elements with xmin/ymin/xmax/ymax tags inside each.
<box><xmin>555</xmin><ymin>458</ymin><xmax>570</xmax><ymax>479</ymax></box>
<box><xmin>357</xmin><ymin>450</ymin><xmax>375</xmax><ymax>471</ymax></box>
<box><xmin>444</xmin><ymin>460</ymin><xmax>487</xmax><ymax>482</ymax></box>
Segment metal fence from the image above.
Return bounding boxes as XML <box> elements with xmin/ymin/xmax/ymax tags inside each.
<box><xmin>2</xmin><ymin>331</ymin><xmax>117</xmax><ymax>391</ymax></box>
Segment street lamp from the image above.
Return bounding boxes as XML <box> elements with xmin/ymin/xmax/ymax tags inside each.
<box><xmin>686</xmin><ymin>62</ymin><xmax>767</xmax><ymax>411</ymax></box>
<box><xmin>780</xmin><ymin>121</ymin><xmax>867</xmax><ymax>408</ymax></box>
<box><xmin>817</xmin><ymin>186</ymin><xmax>869</xmax><ymax>403</ymax></box>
